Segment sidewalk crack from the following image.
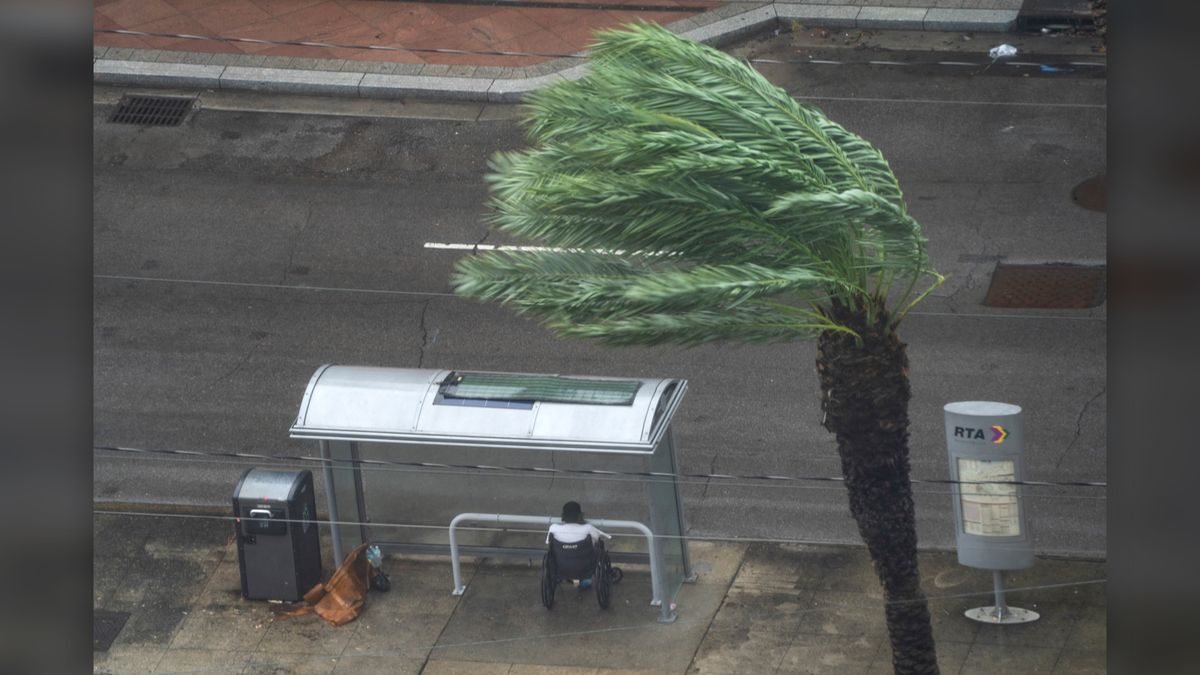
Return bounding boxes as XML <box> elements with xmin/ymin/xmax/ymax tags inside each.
<box><xmin>1055</xmin><ymin>384</ymin><xmax>1106</xmax><ymax>469</ymax></box>
<box><xmin>208</xmin><ymin>340</ymin><xmax>266</xmax><ymax>388</ymax></box>
<box><xmin>700</xmin><ymin>451</ymin><xmax>719</xmax><ymax>500</ymax></box>
<box><xmin>471</xmin><ymin>230</ymin><xmax>490</xmax><ymax>254</ymax></box>
<box><xmin>282</xmin><ymin>202</ymin><xmax>314</xmax><ymax>284</ymax></box>
<box><xmin>417</xmin><ymin>299</ymin><xmax>433</xmax><ymax>368</ymax></box>
<box><xmin>419</xmin><ymin>563</ymin><xmax>480</xmax><ymax>673</ymax></box>
<box><xmin>205</xmin><ymin>205</ymin><xmax>309</xmax><ymax>391</ymax></box>
<box><xmin>685</xmin><ymin>546</ymin><xmax>750</xmax><ymax>673</ymax></box>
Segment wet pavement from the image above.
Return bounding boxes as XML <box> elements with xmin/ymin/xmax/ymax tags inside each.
<box><xmin>91</xmin><ymin>6</ymin><xmax>1106</xmax><ymax>672</ymax></box>
<box><xmin>94</xmin><ymin>511</ymin><xmax>1105</xmax><ymax>673</ymax></box>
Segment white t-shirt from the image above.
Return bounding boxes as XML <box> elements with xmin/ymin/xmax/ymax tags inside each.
<box><xmin>546</xmin><ymin>522</ymin><xmax>609</xmax><ymax>545</ymax></box>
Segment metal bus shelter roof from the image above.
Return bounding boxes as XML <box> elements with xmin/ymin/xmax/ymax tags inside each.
<box><xmin>289</xmin><ymin>365</ymin><xmax>688</xmax><ymax>454</ymax></box>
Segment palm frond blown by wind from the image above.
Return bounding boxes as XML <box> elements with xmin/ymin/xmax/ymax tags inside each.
<box><xmin>454</xmin><ymin>21</ymin><xmax>941</xmax><ymax>344</ymax></box>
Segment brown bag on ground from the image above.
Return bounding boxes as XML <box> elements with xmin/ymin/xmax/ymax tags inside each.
<box><xmin>273</xmin><ymin>542</ymin><xmax>379</xmax><ymax>627</ymax></box>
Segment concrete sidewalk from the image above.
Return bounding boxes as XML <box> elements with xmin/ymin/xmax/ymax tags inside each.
<box><xmin>93</xmin><ymin>0</ymin><xmax>1038</xmax><ymax>101</ymax></box>
<box><xmin>93</xmin><ymin>511</ymin><xmax>1106</xmax><ymax>673</ymax></box>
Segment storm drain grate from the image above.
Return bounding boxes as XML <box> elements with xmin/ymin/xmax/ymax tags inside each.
<box><xmin>984</xmin><ymin>263</ymin><xmax>1106</xmax><ymax>308</ymax></box>
<box><xmin>110</xmin><ymin>95</ymin><xmax>194</xmax><ymax>126</ymax></box>
<box><xmin>94</xmin><ymin>609</ymin><xmax>130</xmax><ymax>651</ymax></box>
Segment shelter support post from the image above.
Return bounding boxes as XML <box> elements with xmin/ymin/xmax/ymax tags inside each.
<box><xmin>666</xmin><ymin>428</ymin><xmax>695</xmax><ymax>582</ymax></box>
<box><xmin>321</xmin><ymin>440</ymin><xmax>368</xmax><ymax>565</ymax></box>
<box><xmin>319</xmin><ymin>440</ymin><xmax>342</xmax><ymax>565</ymax></box>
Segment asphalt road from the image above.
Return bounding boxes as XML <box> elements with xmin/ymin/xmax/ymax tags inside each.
<box><xmin>93</xmin><ymin>44</ymin><xmax>1106</xmax><ymax>556</ymax></box>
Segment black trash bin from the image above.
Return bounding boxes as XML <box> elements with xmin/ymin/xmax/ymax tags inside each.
<box><xmin>233</xmin><ymin>468</ymin><xmax>322</xmax><ymax>601</ymax></box>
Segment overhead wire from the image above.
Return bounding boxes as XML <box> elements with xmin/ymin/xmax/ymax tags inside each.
<box><xmin>94</xmin><ymin>444</ymin><xmax>1107</xmax><ymax>490</ymax></box>
<box><xmin>93</xmin><ymin>508</ymin><xmax>1104</xmax><ymax>557</ymax></box>
<box><xmin>93</xmin><ymin>448</ymin><xmax>1107</xmax><ymax>501</ymax></box>
<box><xmin>93</xmin><ymin>447</ymin><xmax>1107</xmax><ymax>504</ymax></box>
<box><xmin>93</xmin><ymin>274</ymin><xmax>1108</xmax><ymax>322</ymax></box>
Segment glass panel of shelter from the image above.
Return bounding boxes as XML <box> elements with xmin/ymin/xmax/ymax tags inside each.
<box><xmin>345</xmin><ymin>436</ymin><xmax>690</xmax><ymax>604</ymax></box>
<box><xmin>356</xmin><ymin>443</ymin><xmax>659</xmax><ymax>553</ymax></box>
<box><xmin>321</xmin><ymin>440</ymin><xmax>369</xmax><ymax>561</ymax></box>
<box><xmin>648</xmin><ymin>429</ymin><xmax>690</xmax><ymax>604</ymax></box>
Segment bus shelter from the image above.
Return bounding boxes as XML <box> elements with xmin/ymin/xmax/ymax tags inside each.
<box><xmin>288</xmin><ymin>365</ymin><xmax>694</xmax><ymax>619</ymax></box>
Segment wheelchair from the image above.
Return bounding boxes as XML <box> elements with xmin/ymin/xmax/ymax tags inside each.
<box><xmin>541</xmin><ymin>535</ymin><xmax>623</xmax><ymax>610</ymax></box>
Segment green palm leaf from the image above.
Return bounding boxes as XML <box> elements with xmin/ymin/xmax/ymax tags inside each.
<box><xmin>455</xmin><ymin>251</ymin><xmax>846</xmax><ymax>318</ymax></box>
<box><xmin>455</xmin><ymin>21</ymin><xmax>940</xmax><ymax>344</ymax></box>
<box><xmin>546</xmin><ymin>303</ymin><xmax>847</xmax><ymax>346</ymax></box>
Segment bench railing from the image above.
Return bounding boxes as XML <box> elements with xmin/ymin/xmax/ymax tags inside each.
<box><xmin>448</xmin><ymin>512</ymin><xmax>676</xmax><ymax>623</ymax></box>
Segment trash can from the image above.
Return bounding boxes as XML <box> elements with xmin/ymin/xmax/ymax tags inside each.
<box><xmin>233</xmin><ymin>468</ymin><xmax>322</xmax><ymax>601</ymax></box>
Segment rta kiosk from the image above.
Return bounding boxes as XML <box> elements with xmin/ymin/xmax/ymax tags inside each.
<box><xmin>944</xmin><ymin>401</ymin><xmax>1038</xmax><ymax>623</ymax></box>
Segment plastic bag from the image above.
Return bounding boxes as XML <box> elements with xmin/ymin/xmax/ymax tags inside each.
<box><xmin>988</xmin><ymin>44</ymin><xmax>1017</xmax><ymax>59</ymax></box>
<box><xmin>367</xmin><ymin>544</ymin><xmax>391</xmax><ymax>592</ymax></box>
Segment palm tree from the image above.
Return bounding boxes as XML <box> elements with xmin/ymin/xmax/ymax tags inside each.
<box><xmin>453</xmin><ymin>22</ymin><xmax>943</xmax><ymax>674</ymax></box>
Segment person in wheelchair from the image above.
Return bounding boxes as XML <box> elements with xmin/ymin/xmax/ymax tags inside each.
<box><xmin>541</xmin><ymin>501</ymin><xmax>623</xmax><ymax>609</ymax></box>
<box><xmin>546</xmin><ymin>501</ymin><xmax>608</xmax><ymax>589</ymax></box>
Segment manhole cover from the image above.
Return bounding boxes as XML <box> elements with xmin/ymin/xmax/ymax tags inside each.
<box><xmin>93</xmin><ymin>609</ymin><xmax>130</xmax><ymax>651</ymax></box>
<box><xmin>109</xmin><ymin>95</ymin><xmax>194</xmax><ymax>127</ymax></box>
<box><xmin>1071</xmin><ymin>174</ymin><xmax>1106</xmax><ymax>212</ymax></box>
<box><xmin>983</xmin><ymin>263</ymin><xmax>1106</xmax><ymax>308</ymax></box>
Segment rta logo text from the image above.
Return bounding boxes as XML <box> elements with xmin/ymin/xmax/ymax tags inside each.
<box><xmin>954</xmin><ymin>425</ymin><xmax>1008</xmax><ymax>444</ymax></box>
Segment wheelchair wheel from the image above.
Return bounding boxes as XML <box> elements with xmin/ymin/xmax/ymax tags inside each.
<box><xmin>609</xmin><ymin>566</ymin><xmax>623</xmax><ymax>585</ymax></box>
<box><xmin>541</xmin><ymin>552</ymin><xmax>556</xmax><ymax>609</ymax></box>
<box><xmin>595</xmin><ymin>551</ymin><xmax>613</xmax><ymax>609</ymax></box>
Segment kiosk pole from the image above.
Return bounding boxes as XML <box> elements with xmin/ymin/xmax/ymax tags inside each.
<box><xmin>991</xmin><ymin>570</ymin><xmax>1007</xmax><ymax>620</ymax></box>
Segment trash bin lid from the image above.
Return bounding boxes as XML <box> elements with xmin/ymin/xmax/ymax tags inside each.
<box><xmin>236</xmin><ymin>468</ymin><xmax>305</xmax><ymax>502</ymax></box>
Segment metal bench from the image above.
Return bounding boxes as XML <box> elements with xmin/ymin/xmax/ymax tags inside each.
<box><xmin>448</xmin><ymin>512</ymin><xmax>676</xmax><ymax>623</ymax></box>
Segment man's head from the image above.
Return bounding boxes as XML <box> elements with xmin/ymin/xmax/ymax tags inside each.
<box><xmin>561</xmin><ymin>501</ymin><xmax>584</xmax><ymax>524</ymax></box>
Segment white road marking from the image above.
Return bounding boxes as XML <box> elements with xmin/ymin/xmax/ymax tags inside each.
<box><xmin>423</xmin><ymin>242</ymin><xmax>666</xmax><ymax>255</ymax></box>
<box><xmin>423</xmin><ymin>243</ymin><xmax>556</xmax><ymax>252</ymax></box>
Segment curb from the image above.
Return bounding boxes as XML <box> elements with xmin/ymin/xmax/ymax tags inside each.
<box><xmin>93</xmin><ymin>3</ymin><xmax>1028</xmax><ymax>101</ymax></box>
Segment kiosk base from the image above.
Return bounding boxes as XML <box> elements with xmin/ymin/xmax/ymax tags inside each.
<box><xmin>965</xmin><ymin>606</ymin><xmax>1040</xmax><ymax>624</ymax></box>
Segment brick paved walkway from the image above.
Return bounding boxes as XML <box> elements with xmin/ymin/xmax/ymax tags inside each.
<box><xmin>94</xmin><ymin>0</ymin><xmax>724</xmax><ymax>67</ymax></box>
<box><xmin>92</xmin><ymin>0</ymin><xmax>1034</xmax><ymax>98</ymax></box>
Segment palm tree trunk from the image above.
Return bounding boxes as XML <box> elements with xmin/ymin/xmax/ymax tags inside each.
<box><xmin>817</xmin><ymin>297</ymin><xmax>938</xmax><ymax>675</ymax></box>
